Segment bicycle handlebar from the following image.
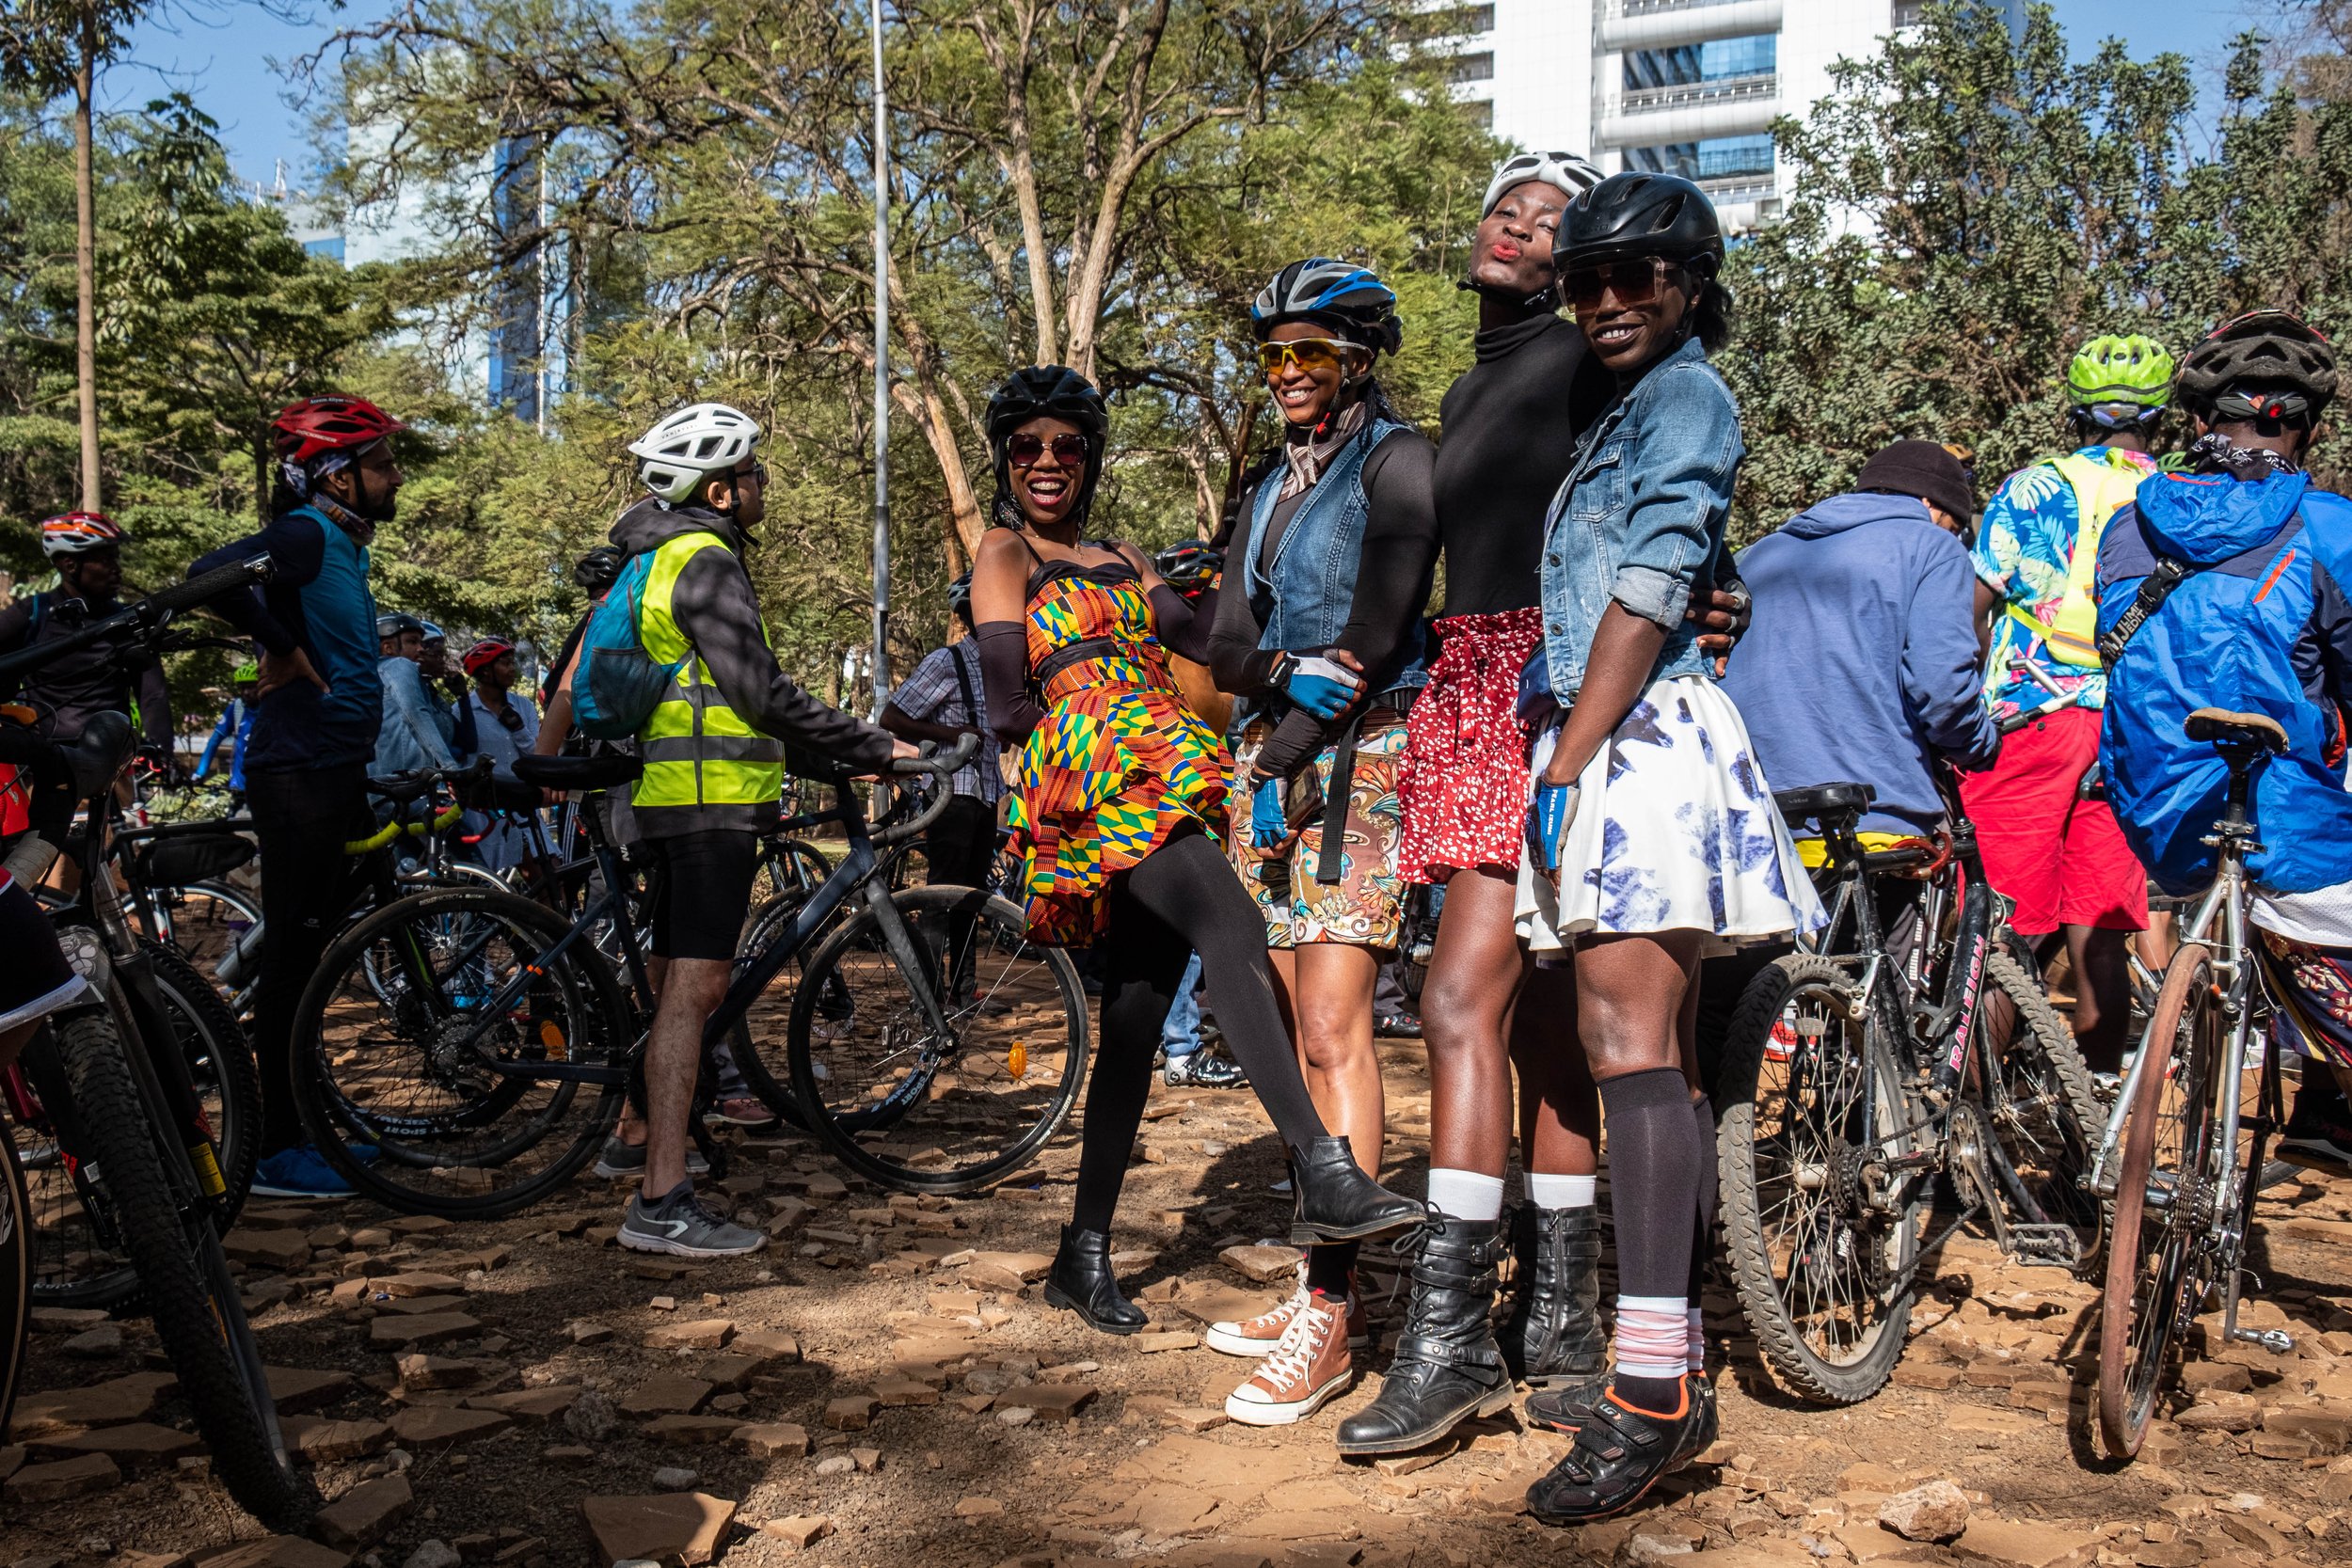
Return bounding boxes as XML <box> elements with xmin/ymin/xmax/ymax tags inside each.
<box><xmin>870</xmin><ymin>734</ymin><xmax>982</xmax><ymax>849</ymax></box>
<box><xmin>0</xmin><ymin>557</ymin><xmax>272</xmax><ymax>692</ymax></box>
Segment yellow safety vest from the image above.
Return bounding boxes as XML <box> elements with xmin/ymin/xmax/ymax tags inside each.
<box><xmin>2003</xmin><ymin>451</ymin><xmax>2148</xmax><ymax>669</ymax></box>
<box><xmin>633</xmin><ymin>531</ymin><xmax>785</xmax><ymax>815</ymax></box>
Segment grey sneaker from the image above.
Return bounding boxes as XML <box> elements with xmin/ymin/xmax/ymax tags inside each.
<box><xmin>593</xmin><ymin>1138</ymin><xmax>709</xmax><ymax>1180</ymax></box>
<box><xmin>619</xmin><ymin>1182</ymin><xmax>765</xmax><ymax>1259</ymax></box>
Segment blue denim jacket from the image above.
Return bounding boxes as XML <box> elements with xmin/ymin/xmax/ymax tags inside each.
<box><xmin>1241</xmin><ymin>416</ymin><xmax>1429</xmax><ymax>696</ymax></box>
<box><xmin>1521</xmin><ymin>336</ymin><xmax>1741</xmax><ymax>716</ymax></box>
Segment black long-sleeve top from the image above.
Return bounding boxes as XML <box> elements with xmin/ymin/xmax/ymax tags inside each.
<box><xmin>1207</xmin><ymin>427</ymin><xmax>1438</xmax><ymax>781</ymax></box>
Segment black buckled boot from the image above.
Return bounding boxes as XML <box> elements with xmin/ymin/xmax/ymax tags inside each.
<box><xmin>1288</xmin><ymin>1135</ymin><xmax>1422</xmax><ymax>1245</ymax></box>
<box><xmin>1334</xmin><ymin>1213</ymin><xmax>1512</xmax><ymax>1455</ymax></box>
<box><xmin>1043</xmin><ymin>1225</ymin><xmax>1146</xmax><ymax>1335</ymax></box>
<box><xmin>1501</xmin><ymin>1203</ymin><xmax>1607</xmax><ymax>1387</ymax></box>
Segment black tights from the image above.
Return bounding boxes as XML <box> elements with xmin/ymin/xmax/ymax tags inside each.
<box><xmin>1071</xmin><ymin>829</ymin><xmax>1328</xmax><ymax>1234</ymax></box>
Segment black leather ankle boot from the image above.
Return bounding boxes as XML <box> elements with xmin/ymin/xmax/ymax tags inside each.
<box><xmin>1501</xmin><ymin>1203</ymin><xmax>1607</xmax><ymax>1387</ymax></box>
<box><xmin>1288</xmin><ymin>1135</ymin><xmax>1422</xmax><ymax>1245</ymax></box>
<box><xmin>1334</xmin><ymin>1213</ymin><xmax>1512</xmax><ymax>1455</ymax></box>
<box><xmin>1042</xmin><ymin>1225</ymin><xmax>1146</xmax><ymax>1335</ymax></box>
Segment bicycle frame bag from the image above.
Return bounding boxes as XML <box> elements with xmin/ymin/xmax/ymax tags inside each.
<box><xmin>571</xmin><ymin>551</ymin><xmax>681</xmax><ymax>740</ymax></box>
<box><xmin>132</xmin><ymin>828</ymin><xmax>255</xmax><ymax>887</ymax></box>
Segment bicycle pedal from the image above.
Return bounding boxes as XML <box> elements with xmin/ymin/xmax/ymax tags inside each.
<box><xmin>2005</xmin><ymin>1225</ymin><xmax>2084</xmax><ymax>1268</ymax></box>
<box><xmin>2228</xmin><ymin>1325</ymin><xmax>2294</xmax><ymax>1354</ymax></box>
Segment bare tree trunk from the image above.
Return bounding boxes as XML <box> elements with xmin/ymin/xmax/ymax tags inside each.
<box><xmin>72</xmin><ymin>3</ymin><xmax>101</xmax><ymax>513</ymax></box>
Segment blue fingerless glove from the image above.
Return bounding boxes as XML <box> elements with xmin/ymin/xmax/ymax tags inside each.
<box><xmin>1526</xmin><ymin>782</ymin><xmax>1581</xmax><ymax>874</ymax></box>
<box><xmin>1274</xmin><ymin>653</ymin><xmax>1362</xmax><ymax>721</ymax></box>
<box><xmin>1250</xmin><ymin>777</ymin><xmax>1289</xmax><ymax>849</ymax></box>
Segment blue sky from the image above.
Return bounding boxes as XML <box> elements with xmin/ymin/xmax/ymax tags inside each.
<box><xmin>119</xmin><ymin>0</ymin><xmax>2259</xmax><ymax>191</ymax></box>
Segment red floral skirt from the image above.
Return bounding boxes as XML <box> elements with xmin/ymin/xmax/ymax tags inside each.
<box><xmin>1397</xmin><ymin>607</ymin><xmax>1542</xmax><ymax>884</ymax></box>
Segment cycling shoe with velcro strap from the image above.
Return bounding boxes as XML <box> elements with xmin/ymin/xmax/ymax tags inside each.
<box><xmin>1525</xmin><ymin>1385</ymin><xmax>1692</xmax><ymax>1526</ymax></box>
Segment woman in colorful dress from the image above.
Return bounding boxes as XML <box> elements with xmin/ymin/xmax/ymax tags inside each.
<box><xmin>1200</xmin><ymin>260</ymin><xmax>1436</xmax><ymax>1428</ymax></box>
<box><xmin>967</xmin><ymin>366</ymin><xmax>1420</xmax><ymax>1336</ymax></box>
<box><xmin>1511</xmin><ymin>173</ymin><xmax>1821</xmax><ymax>1524</ymax></box>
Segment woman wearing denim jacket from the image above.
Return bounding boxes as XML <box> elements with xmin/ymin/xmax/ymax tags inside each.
<box><xmin>1513</xmin><ymin>174</ymin><xmax>1822</xmax><ymax>1524</ymax></box>
<box><xmin>1201</xmin><ymin>260</ymin><xmax>1437</xmax><ymax>1430</ymax></box>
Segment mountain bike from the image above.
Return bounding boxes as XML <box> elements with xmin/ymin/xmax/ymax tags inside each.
<box><xmin>1715</xmin><ymin>779</ymin><xmax>2104</xmax><ymax>1403</ymax></box>
<box><xmin>0</xmin><ymin>556</ymin><xmax>319</xmax><ymax>1528</ymax></box>
<box><xmin>2094</xmin><ymin>709</ymin><xmax>2304</xmax><ymax>1460</ymax></box>
<box><xmin>289</xmin><ymin>735</ymin><xmax>1088</xmax><ymax>1211</ymax></box>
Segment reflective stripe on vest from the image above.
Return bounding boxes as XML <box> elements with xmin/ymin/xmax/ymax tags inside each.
<box><xmin>2003</xmin><ymin>451</ymin><xmax>2148</xmax><ymax>668</ymax></box>
<box><xmin>633</xmin><ymin>531</ymin><xmax>785</xmax><ymax>811</ymax></box>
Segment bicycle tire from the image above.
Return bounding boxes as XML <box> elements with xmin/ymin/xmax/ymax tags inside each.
<box><xmin>1717</xmin><ymin>954</ymin><xmax>1924</xmax><ymax>1403</ymax></box>
<box><xmin>783</xmin><ymin>884</ymin><xmax>1087</xmax><ymax>1194</ymax></box>
<box><xmin>2099</xmin><ymin>942</ymin><xmax>2220</xmax><ymax>1459</ymax></box>
<box><xmin>143</xmin><ymin>879</ymin><xmax>262</xmax><ymax>987</ymax></box>
<box><xmin>293</xmin><ymin>887</ymin><xmax>628</xmax><ymax>1219</ymax></box>
<box><xmin>0</xmin><ymin>1129</ymin><xmax>29</xmax><ymax>1432</ymax></box>
<box><xmin>1977</xmin><ymin>950</ymin><xmax>2106</xmax><ymax>1266</ymax></box>
<box><xmin>39</xmin><ymin>1009</ymin><xmax>319</xmax><ymax>1529</ymax></box>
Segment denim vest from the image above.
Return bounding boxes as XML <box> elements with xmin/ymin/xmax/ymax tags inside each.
<box><xmin>1241</xmin><ymin>417</ymin><xmax>1429</xmax><ymax>700</ymax></box>
<box><xmin>1521</xmin><ymin>337</ymin><xmax>1740</xmax><ymax>717</ymax></box>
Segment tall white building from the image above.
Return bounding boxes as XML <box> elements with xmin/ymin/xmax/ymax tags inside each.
<box><xmin>1441</xmin><ymin>0</ymin><xmax>2025</xmax><ymax>230</ymax></box>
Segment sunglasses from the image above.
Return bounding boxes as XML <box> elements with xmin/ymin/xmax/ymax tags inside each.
<box><xmin>495</xmin><ymin>704</ymin><xmax>525</xmax><ymax>732</ymax></box>
<box><xmin>1256</xmin><ymin>338</ymin><xmax>1364</xmax><ymax>377</ymax></box>
<box><xmin>1561</xmin><ymin>256</ymin><xmax>1686</xmax><ymax>314</ymax></box>
<box><xmin>1008</xmin><ymin>433</ymin><xmax>1091</xmax><ymax>468</ymax></box>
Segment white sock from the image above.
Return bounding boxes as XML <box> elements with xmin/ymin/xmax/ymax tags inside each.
<box><xmin>1425</xmin><ymin>1167</ymin><xmax>1504</xmax><ymax>1223</ymax></box>
<box><xmin>1687</xmin><ymin>1306</ymin><xmax>1706</xmax><ymax>1372</ymax></box>
<box><xmin>1526</xmin><ymin>1172</ymin><xmax>1597</xmax><ymax>1210</ymax></box>
<box><xmin>1614</xmin><ymin>1294</ymin><xmax>1690</xmax><ymax>1384</ymax></box>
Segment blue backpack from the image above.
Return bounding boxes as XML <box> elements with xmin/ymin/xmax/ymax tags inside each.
<box><xmin>570</xmin><ymin>551</ymin><xmax>682</xmax><ymax>740</ymax></box>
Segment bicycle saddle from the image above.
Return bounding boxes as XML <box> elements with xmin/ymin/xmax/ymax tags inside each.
<box><xmin>367</xmin><ymin>771</ymin><xmax>441</xmax><ymax>806</ymax></box>
<box><xmin>1772</xmin><ymin>781</ymin><xmax>1874</xmax><ymax>823</ymax></box>
<box><xmin>60</xmin><ymin>711</ymin><xmax>135</xmax><ymax>800</ymax></box>
<box><xmin>2184</xmin><ymin>708</ymin><xmax>2289</xmax><ymax>754</ymax></box>
<box><xmin>511</xmin><ymin>752</ymin><xmax>644</xmax><ymax>790</ymax></box>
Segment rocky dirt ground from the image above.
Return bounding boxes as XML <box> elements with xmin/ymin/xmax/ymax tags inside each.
<box><xmin>4</xmin><ymin>1037</ymin><xmax>2351</xmax><ymax>1568</ymax></box>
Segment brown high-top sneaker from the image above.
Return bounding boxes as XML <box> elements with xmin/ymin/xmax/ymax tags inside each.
<box><xmin>1223</xmin><ymin>1291</ymin><xmax>1353</xmax><ymax>1426</ymax></box>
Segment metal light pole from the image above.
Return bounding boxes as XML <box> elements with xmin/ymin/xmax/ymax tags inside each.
<box><xmin>867</xmin><ymin>0</ymin><xmax>892</xmax><ymax>717</ymax></box>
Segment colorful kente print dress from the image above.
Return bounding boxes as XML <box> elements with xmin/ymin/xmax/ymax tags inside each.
<box><xmin>1006</xmin><ymin>559</ymin><xmax>1230</xmax><ymax>947</ymax></box>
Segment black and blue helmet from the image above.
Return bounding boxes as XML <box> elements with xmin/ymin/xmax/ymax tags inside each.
<box><xmin>1250</xmin><ymin>259</ymin><xmax>1403</xmax><ymax>355</ymax></box>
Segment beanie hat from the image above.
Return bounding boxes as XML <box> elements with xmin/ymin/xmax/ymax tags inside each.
<box><xmin>1855</xmin><ymin>438</ymin><xmax>1976</xmax><ymax>523</ymax></box>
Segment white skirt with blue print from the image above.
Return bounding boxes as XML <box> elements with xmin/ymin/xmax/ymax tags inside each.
<box><xmin>1515</xmin><ymin>673</ymin><xmax>1827</xmax><ymax>958</ymax></box>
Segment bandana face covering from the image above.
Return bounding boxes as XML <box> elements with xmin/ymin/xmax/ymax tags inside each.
<box><xmin>2185</xmin><ymin>430</ymin><xmax>2304</xmax><ymax>481</ymax></box>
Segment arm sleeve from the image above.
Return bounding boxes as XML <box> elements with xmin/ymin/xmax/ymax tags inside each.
<box><xmin>975</xmin><ymin>621</ymin><xmax>1046</xmax><ymax>742</ymax></box>
<box><xmin>2299</xmin><ymin>560</ymin><xmax>2352</xmax><ymax>716</ymax></box>
<box><xmin>447</xmin><ymin>688</ymin><xmax>478</xmax><ymax>757</ymax></box>
<box><xmin>1150</xmin><ymin>584</ymin><xmax>1216</xmax><ymax>663</ymax></box>
<box><xmin>1206</xmin><ymin>483</ymin><xmax>1281</xmax><ymax>695</ymax></box>
<box><xmin>1609</xmin><ymin>374</ymin><xmax>1740</xmax><ymax>629</ymax></box>
<box><xmin>189</xmin><ymin>516</ymin><xmax>325</xmax><ymax>657</ymax></box>
<box><xmin>671</xmin><ymin>547</ymin><xmax>898</xmax><ymax>771</ymax></box>
<box><xmin>1902</xmin><ymin>536</ymin><xmax>2002</xmax><ymax>771</ymax></box>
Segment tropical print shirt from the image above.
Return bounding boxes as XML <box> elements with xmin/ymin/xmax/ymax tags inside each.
<box><xmin>1971</xmin><ymin>444</ymin><xmax>2159</xmax><ymax>718</ymax></box>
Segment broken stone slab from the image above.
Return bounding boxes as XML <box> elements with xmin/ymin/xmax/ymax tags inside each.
<box><xmin>38</xmin><ymin>1421</ymin><xmax>204</xmax><ymax>1466</ymax></box>
<box><xmin>4</xmin><ymin>1451</ymin><xmax>122</xmax><ymax>1501</ymax></box>
<box><xmin>757</xmin><ymin>1516</ymin><xmax>834</xmax><ymax>1552</ymax></box>
<box><xmin>1218</xmin><ymin>1244</ymin><xmax>1299</xmax><ymax>1284</ymax></box>
<box><xmin>63</xmin><ymin>1324</ymin><xmax>125</xmax><ymax>1359</ymax></box>
<box><xmin>312</xmin><ymin>1474</ymin><xmax>415</xmax><ymax>1549</ymax></box>
<box><xmin>1952</xmin><ymin>1518</ymin><xmax>2099</xmax><ymax>1568</ymax></box>
<box><xmin>29</xmin><ymin>1307</ymin><xmax>112</xmax><ymax>1332</ymax></box>
<box><xmin>953</xmin><ymin>1497</ymin><xmax>1006</xmax><ymax>1518</ymax></box>
<box><xmin>2258</xmin><ymin>1405</ymin><xmax>2350</xmax><ymax>1453</ymax></box>
<box><xmin>871</xmin><ymin>1377</ymin><xmax>940</xmax><ymax>1407</ymax></box>
<box><xmin>1176</xmin><ymin>1287</ymin><xmax>1277</xmax><ymax>1327</ymax></box>
<box><xmin>643</xmin><ymin>1320</ymin><xmax>734</xmax><ymax>1352</ymax></box>
<box><xmin>643</xmin><ymin>1416</ymin><xmax>744</xmax><ymax>1448</ymax></box>
<box><xmin>377</xmin><ymin>1273</ymin><xmax>465</xmax><ymax>1297</ymax></box>
<box><xmin>1025</xmin><ymin>1384</ymin><xmax>1096</xmax><ymax>1422</ymax></box>
<box><xmin>1877</xmin><ymin>1481</ymin><xmax>1970</xmax><ymax>1544</ymax></box>
<box><xmin>620</xmin><ymin>1372</ymin><xmax>713</xmax><ymax>1417</ymax></box>
<box><xmin>225</xmin><ymin>1229</ymin><xmax>314</xmax><ymax>1271</ymax></box>
<box><xmin>729</xmin><ymin>1329</ymin><xmax>801</xmax><ymax>1369</ymax></box>
<box><xmin>580</xmin><ymin>1492</ymin><xmax>737</xmax><ymax>1567</ymax></box>
<box><xmin>8</xmin><ymin>1371</ymin><xmax>176</xmax><ymax>1436</ymax></box>
<box><xmin>286</xmin><ymin>1418</ymin><xmax>391</xmax><ymax>1464</ymax></box>
<box><xmin>822</xmin><ymin>1396</ymin><xmax>877</xmax><ymax>1432</ymax></box>
<box><xmin>267</xmin><ymin>1367</ymin><xmax>358</xmax><ymax>1414</ymax></box>
<box><xmin>464</xmin><ymin>1386</ymin><xmax>580</xmax><ymax>1423</ymax></box>
<box><xmin>1134</xmin><ymin>1331</ymin><xmax>1198</xmax><ymax>1354</ymax></box>
<box><xmin>386</xmin><ymin>1406</ymin><xmax>512</xmax><ymax>1446</ymax></box>
<box><xmin>731</xmin><ymin>1422</ymin><xmax>808</xmax><ymax>1458</ymax></box>
<box><xmin>393</xmin><ymin>1354</ymin><xmax>484</xmax><ymax>1392</ymax></box>
<box><xmin>1163</xmin><ymin>1407</ymin><xmax>1229</xmax><ymax>1433</ymax></box>
<box><xmin>367</xmin><ymin>1313</ymin><xmax>481</xmax><ymax>1349</ymax></box>
<box><xmin>191</xmin><ymin>1538</ymin><xmax>350</xmax><ymax>1568</ymax></box>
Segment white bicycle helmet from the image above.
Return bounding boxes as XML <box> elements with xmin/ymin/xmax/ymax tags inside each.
<box><xmin>1481</xmin><ymin>150</ymin><xmax>1604</xmax><ymax>219</ymax></box>
<box><xmin>628</xmin><ymin>403</ymin><xmax>761</xmax><ymax>504</ymax></box>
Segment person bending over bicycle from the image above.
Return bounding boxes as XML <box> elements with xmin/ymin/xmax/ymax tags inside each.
<box><xmin>188</xmin><ymin>395</ymin><xmax>404</xmax><ymax>1200</ymax></box>
<box><xmin>2098</xmin><ymin>309</ymin><xmax>2352</xmax><ymax>1175</ymax></box>
<box><xmin>0</xmin><ymin>512</ymin><xmax>176</xmax><ymax>763</ymax></box>
<box><xmin>599</xmin><ymin>402</ymin><xmax>911</xmax><ymax>1259</ymax></box>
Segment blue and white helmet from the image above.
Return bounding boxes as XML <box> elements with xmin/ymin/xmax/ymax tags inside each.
<box><xmin>1249</xmin><ymin>258</ymin><xmax>1403</xmax><ymax>355</ymax></box>
<box><xmin>1481</xmin><ymin>150</ymin><xmax>1604</xmax><ymax>219</ymax></box>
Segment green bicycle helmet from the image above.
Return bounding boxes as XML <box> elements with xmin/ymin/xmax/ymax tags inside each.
<box><xmin>2065</xmin><ymin>334</ymin><xmax>2174</xmax><ymax>410</ymax></box>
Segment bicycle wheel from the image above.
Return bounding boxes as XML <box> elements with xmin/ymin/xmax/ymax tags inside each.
<box><xmin>761</xmin><ymin>837</ymin><xmax>834</xmax><ymax>898</ymax></box>
<box><xmin>1975</xmin><ymin>950</ymin><xmax>2105</xmax><ymax>1267</ymax></box>
<box><xmin>33</xmin><ymin>1010</ymin><xmax>319</xmax><ymax>1529</ymax></box>
<box><xmin>145</xmin><ymin>940</ymin><xmax>262</xmax><ymax>1225</ymax></box>
<box><xmin>142</xmin><ymin>879</ymin><xmax>261</xmax><ymax>989</ymax></box>
<box><xmin>1717</xmin><ymin>955</ymin><xmax>1926</xmax><ymax>1403</ymax></box>
<box><xmin>723</xmin><ymin>887</ymin><xmax>850</xmax><ymax>1131</ymax></box>
<box><xmin>2100</xmin><ymin>942</ymin><xmax>2221</xmax><ymax>1459</ymax></box>
<box><xmin>293</xmin><ymin>887</ymin><xmax>629</xmax><ymax>1218</ymax></box>
<box><xmin>0</xmin><ymin>1128</ymin><xmax>29</xmax><ymax>1431</ymax></box>
<box><xmin>781</xmin><ymin>884</ymin><xmax>1087</xmax><ymax>1193</ymax></box>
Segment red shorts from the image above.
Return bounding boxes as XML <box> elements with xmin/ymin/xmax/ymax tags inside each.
<box><xmin>1398</xmin><ymin>608</ymin><xmax>1541</xmax><ymax>883</ymax></box>
<box><xmin>1958</xmin><ymin>705</ymin><xmax>2148</xmax><ymax>937</ymax></box>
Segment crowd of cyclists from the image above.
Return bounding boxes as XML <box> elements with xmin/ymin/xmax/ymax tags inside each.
<box><xmin>5</xmin><ymin>149</ymin><xmax>2352</xmax><ymax>1526</ymax></box>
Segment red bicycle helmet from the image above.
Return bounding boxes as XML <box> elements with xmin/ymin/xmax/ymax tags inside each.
<box><xmin>272</xmin><ymin>395</ymin><xmax>405</xmax><ymax>466</ymax></box>
<box><xmin>39</xmin><ymin>511</ymin><xmax>125</xmax><ymax>558</ymax></box>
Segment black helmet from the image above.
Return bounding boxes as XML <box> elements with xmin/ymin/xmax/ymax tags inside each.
<box><xmin>375</xmin><ymin>611</ymin><xmax>424</xmax><ymax>641</ymax></box>
<box><xmin>946</xmin><ymin>571</ymin><xmax>974</xmax><ymax>623</ymax></box>
<box><xmin>1250</xmin><ymin>258</ymin><xmax>1404</xmax><ymax>356</ymax></box>
<box><xmin>1552</xmin><ymin>171</ymin><xmax>1725</xmax><ymax>277</ymax></box>
<box><xmin>986</xmin><ymin>366</ymin><xmax>1109</xmax><ymax>531</ymax></box>
<box><xmin>573</xmin><ymin>545</ymin><xmax>624</xmax><ymax>595</ymax></box>
<box><xmin>2175</xmin><ymin>309</ymin><xmax>2338</xmax><ymax>424</ymax></box>
<box><xmin>1152</xmin><ymin>541</ymin><xmax>1223</xmax><ymax>603</ymax></box>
